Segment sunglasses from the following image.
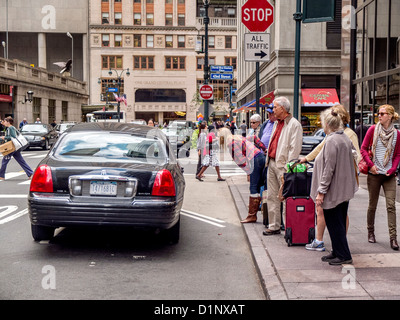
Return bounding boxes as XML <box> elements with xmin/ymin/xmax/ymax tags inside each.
<box><xmin>378</xmin><ymin>112</ymin><xmax>388</xmax><ymax>116</ymax></box>
<box><xmin>250</xmin><ymin>121</ymin><xmax>259</xmax><ymax>124</ymax></box>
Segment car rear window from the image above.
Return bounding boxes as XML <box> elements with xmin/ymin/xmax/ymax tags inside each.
<box><xmin>54</xmin><ymin>132</ymin><xmax>168</xmax><ymax>164</ymax></box>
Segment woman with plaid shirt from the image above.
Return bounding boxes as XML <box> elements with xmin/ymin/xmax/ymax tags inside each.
<box><xmin>227</xmin><ymin>134</ymin><xmax>267</xmax><ymax>223</ymax></box>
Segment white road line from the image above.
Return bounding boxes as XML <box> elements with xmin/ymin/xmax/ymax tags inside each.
<box><xmin>181</xmin><ymin>209</ymin><xmax>225</xmax><ymax>228</ymax></box>
<box><xmin>18</xmin><ymin>180</ymin><xmax>31</xmax><ymax>185</ymax></box>
<box><xmin>0</xmin><ymin>208</ymin><xmax>28</xmax><ymax>225</ymax></box>
<box><xmin>0</xmin><ymin>206</ymin><xmax>18</xmax><ymax>219</ymax></box>
<box><xmin>0</xmin><ymin>195</ymin><xmax>28</xmax><ymax>198</ymax></box>
<box><xmin>4</xmin><ymin>172</ymin><xmax>25</xmax><ymax>179</ymax></box>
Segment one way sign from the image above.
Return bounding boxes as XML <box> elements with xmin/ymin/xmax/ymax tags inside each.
<box><xmin>244</xmin><ymin>33</ymin><xmax>270</xmax><ymax>62</ymax></box>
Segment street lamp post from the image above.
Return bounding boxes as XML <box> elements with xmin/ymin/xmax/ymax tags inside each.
<box><xmin>66</xmin><ymin>32</ymin><xmax>73</xmax><ymax>77</ymax></box>
<box><xmin>203</xmin><ymin>0</ymin><xmax>210</xmax><ymax>123</ymax></box>
<box><xmin>108</xmin><ymin>68</ymin><xmax>130</xmax><ymax>122</ymax></box>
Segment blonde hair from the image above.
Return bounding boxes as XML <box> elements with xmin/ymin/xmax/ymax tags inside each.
<box><xmin>333</xmin><ymin>104</ymin><xmax>350</xmax><ymax>126</ymax></box>
<box><xmin>379</xmin><ymin>104</ymin><xmax>399</xmax><ymax>122</ymax></box>
<box><xmin>320</xmin><ymin>107</ymin><xmax>343</xmax><ymax>134</ymax></box>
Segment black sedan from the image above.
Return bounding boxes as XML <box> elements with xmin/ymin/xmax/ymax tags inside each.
<box><xmin>20</xmin><ymin>123</ymin><xmax>58</xmax><ymax>150</ymax></box>
<box><xmin>28</xmin><ymin>122</ymin><xmax>185</xmax><ymax>244</ymax></box>
<box><xmin>301</xmin><ymin>128</ymin><xmax>325</xmax><ymax>155</ymax></box>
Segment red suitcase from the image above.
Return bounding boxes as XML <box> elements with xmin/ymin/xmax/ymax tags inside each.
<box><xmin>284</xmin><ymin>196</ymin><xmax>315</xmax><ymax>246</ymax></box>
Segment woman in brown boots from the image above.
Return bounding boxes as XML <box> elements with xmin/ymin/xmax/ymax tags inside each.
<box><xmin>227</xmin><ymin>133</ymin><xmax>267</xmax><ymax>223</ymax></box>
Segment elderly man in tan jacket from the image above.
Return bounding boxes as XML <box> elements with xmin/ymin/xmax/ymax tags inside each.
<box><xmin>263</xmin><ymin>96</ymin><xmax>303</xmax><ymax>236</ymax></box>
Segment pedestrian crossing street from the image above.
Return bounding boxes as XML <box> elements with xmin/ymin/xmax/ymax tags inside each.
<box><xmin>0</xmin><ymin>152</ymin><xmax>47</xmax><ymax>184</ymax></box>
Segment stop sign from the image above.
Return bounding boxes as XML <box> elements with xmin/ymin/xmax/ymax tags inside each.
<box><xmin>199</xmin><ymin>84</ymin><xmax>213</xmax><ymax>100</ymax></box>
<box><xmin>242</xmin><ymin>0</ymin><xmax>274</xmax><ymax>32</ymax></box>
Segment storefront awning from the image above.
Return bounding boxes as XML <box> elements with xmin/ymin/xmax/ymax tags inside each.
<box><xmin>233</xmin><ymin>99</ymin><xmax>255</xmax><ymax>113</ymax></box>
<box><xmin>0</xmin><ymin>94</ymin><xmax>12</xmax><ymax>103</ymax></box>
<box><xmin>246</xmin><ymin>91</ymin><xmax>275</xmax><ymax>111</ymax></box>
<box><xmin>301</xmin><ymin>88</ymin><xmax>340</xmax><ymax>107</ymax></box>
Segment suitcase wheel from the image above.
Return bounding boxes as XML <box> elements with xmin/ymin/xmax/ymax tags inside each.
<box><xmin>285</xmin><ymin>228</ymin><xmax>292</xmax><ymax>247</ymax></box>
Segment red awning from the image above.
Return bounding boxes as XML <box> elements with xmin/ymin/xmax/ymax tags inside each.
<box><xmin>301</xmin><ymin>88</ymin><xmax>339</xmax><ymax>107</ymax></box>
<box><xmin>246</xmin><ymin>91</ymin><xmax>275</xmax><ymax>111</ymax></box>
<box><xmin>0</xmin><ymin>95</ymin><xmax>12</xmax><ymax>103</ymax></box>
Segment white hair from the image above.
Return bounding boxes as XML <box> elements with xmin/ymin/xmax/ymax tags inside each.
<box><xmin>250</xmin><ymin>114</ymin><xmax>261</xmax><ymax>122</ymax></box>
<box><xmin>273</xmin><ymin>96</ymin><xmax>291</xmax><ymax>113</ymax></box>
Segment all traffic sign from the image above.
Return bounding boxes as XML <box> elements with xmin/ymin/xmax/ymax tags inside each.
<box><xmin>242</xmin><ymin>0</ymin><xmax>274</xmax><ymax>32</ymax></box>
<box><xmin>199</xmin><ymin>84</ymin><xmax>213</xmax><ymax>100</ymax></box>
<box><xmin>244</xmin><ymin>33</ymin><xmax>270</xmax><ymax>62</ymax></box>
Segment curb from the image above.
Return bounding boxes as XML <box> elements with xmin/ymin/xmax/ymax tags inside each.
<box><xmin>227</xmin><ymin>177</ymin><xmax>288</xmax><ymax>300</ymax></box>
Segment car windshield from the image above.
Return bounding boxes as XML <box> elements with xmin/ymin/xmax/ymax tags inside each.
<box><xmin>59</xmin><ymin>124</ymin><xmax>75</xmax><ymax>132</ymax></box>
<box><xmin>21</xmin><ymin>124</ymin><xmax>48</xmax><ymax>133</ymax></box>
<box><xmin>54</xmin><ymin>132</ymin><xmax>168</xmax><ymax>164</ymax></box>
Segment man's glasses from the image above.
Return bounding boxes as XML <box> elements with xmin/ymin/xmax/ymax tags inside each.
<box><xmin>250</xmin><ymin>122</ymin><xmax>258</xmax><ymax>124</ymax></box>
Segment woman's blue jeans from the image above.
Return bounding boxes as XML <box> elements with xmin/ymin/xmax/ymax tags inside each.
<box><xmin>0</xmin><ymin>150</ymin><xmax>34</xmax><ymax>178</ymax></box>
<box><xmin>249</xmin><ymin>153</ymin><xmax>266</xmax><ymax>195</ymax></box>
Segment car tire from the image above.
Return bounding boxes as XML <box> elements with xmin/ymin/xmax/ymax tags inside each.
<box><xmin>163</xmin><ymin>217</ymin><xmax>180</xmax><ymax>245</ymax></box>
<box><xmin>31</xmin><ymin>224</ymin><xmax>55</xmax><ymax>242</ymax></box>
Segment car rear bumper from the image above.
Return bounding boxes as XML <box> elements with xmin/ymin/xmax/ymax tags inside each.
<box><xmin>27</xmin><ymin>140</ymin><xmax>45</xmax><ymax>148</ymax></box>
<box><xmin>28</xmin><ymin>193</ymin><xmax>181</xmax><ymax>230</ymax></box>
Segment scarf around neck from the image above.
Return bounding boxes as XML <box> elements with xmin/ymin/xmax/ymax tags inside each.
<box><xmin>372</xmin><ymin>122</ymin><xmax>395</xmax><ymax>167</ymax></box>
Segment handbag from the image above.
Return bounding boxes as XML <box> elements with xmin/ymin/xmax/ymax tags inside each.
<box><xmin>11</xmin><ymin>132</ymin><xmax>29</xmax><ymax>151</ymax></box>
<box><xmin>358</xmin><ymin>138</ymin><xmax>373</xmax><ymax>175</ymax></box>
<box><xmin>0</xmin><ymin>140</ymin><xmax>16</xmax><ymax>156</ymax></box>
<box><xmin>282</xmin><ymin>160</ymin><xmax>313</xmax><ymax>198</ymax></box>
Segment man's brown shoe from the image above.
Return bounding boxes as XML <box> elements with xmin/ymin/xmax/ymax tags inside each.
<box><xmin>240</xmin><ymin>216</ymin><xmax>257</xmax><ymax>223</ymax></box>
<box><xmin>262</xmin><ymin>229</ymin><xmax>281</xmax><ymax>236</ymax></box>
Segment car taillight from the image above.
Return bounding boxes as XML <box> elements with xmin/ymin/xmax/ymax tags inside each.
<box><xmin>152</xmin><ymin>169</ymin><xmax>176</xmax><ymax>197</ymax></box>
<box><xmin>30</xmin><ymin>164</ymin><xmax>53</xmax><ymax>193</ymax></box>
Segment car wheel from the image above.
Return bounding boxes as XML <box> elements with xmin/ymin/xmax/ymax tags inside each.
<box><xmin>31</xmin><ymin>224</ymin><xmax>55</xmax><ymax>242</ymax></box>
<box><xmin>163</xmin><ymin>217</ymin><xmax>180</xmax><ymax>245</ymax></box>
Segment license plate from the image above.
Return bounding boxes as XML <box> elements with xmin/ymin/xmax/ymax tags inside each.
<box><xmin>90</xmin><ymin>181</ymin><xmax>117</xmax><ymax>196</ymax></box>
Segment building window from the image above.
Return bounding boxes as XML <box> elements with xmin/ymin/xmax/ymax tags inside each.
<box><xmin>62</xmin><ymin>101</ymin><xmax>68</xmax><ymax>122</ymax></box>
<box><xmin>225</xmin><ymin>36</ymin><xmax>232</xmax><ymax>49</ymax></box>
<box><xmin>134</xmin><ymin>13</ymin><xmax>141</xmax><ymax>25</ymax></box>
<box><xmin>165</xmin><ymin>0</ymin><xmax>172</xmax><ymax>3</ymax></box>
<box><xmin>134</xmin><ymin>0</ymin><xmax>141</xmax><ymax>2</ymax></box>
<box><xmin>134</xmin><ymin>34</ymin><xmax>142</xmax><ymax>47</ymax></box>
<box><xmin>178</xmin><ymin>0</ymin><xmax>185</xmax><ymax>3</ymax></box>
<box><xmin>146</xmin><ymin>0</ymin><xmax>154</xmax><ymax>3</ymax></box>
<box><xmin>215</xmin><ymin>8</ymin><xmax>223</xmax><ymax>17</ymax></box>
<box><xmin>147</xmin><ymin>35</ymin><xmax>154</xmax><ymax>48</ymax></box>
<box><xmin>166</xmin><ymin>35</ymin><xmax>173</xmax><ymax>48</ymax></box>
<box><xmin>102</xmin><ymin>55</ymin><xmax>123</xmax><ymax>69</ymax></box>
<box><xmin>227</xmin><ymin>8</ymin><xmax>236</xmax><ymax>17</ymax></box>
<box><xmin>178</xmin><ymin>14</ymin><xmax>185</xmax><ymax>26</ymax></box>
<box><xmin>102</xmin><ymin>12</ymin><xmax>109</xmax><ymax>24</ymax></box>
<box><xmin>134</xmin><ymin>56</ymin><xmax>154</xmax><ymax>70</ymax></box>
<box><xmin>136</xmin><ymin>89</ymin><xmax>186</xmax><ymax>102</ymax></box>
<box><xmin>178</xmin><ymin>35</ymin><xmax>185</xmax><ymax>48</ymax></box>
<box><xmin>115</xmin><ymin>34</ymin><xmax>122</xmax><ymax>47</ymax></box>
<box><xmin>114</xmin><ymin>12</ymin><xmax>122</xmax><ymax>25</ymax></box>
<box><xmin>115</xmin><ymin>0</ymin><xmax>122</xmax><ymax>2</ymax></box>
<box><xmin>146</xmin><ymin>13</ymin><xmax>154</xmax><ymax>25</ymax></box>
<box><xmin>208</xmin><ymin>36</ymin><xmax>215</xmax><ymax>49</ymax></box>
<box><xmin>225</xmin><ymin>57</ymin><xmax>237</xmax><ymax>70</ymax></box>
<box><xmin>32</xmin><ymin>98</ymin><xmax>41</xmax><ymax>121</ymax></box>
<box><xmin>197</xmin><ymin>56</ymin><xmax>215</xmax><ymax>70</ymax></box>
<box><xmin>165</xmin><ymin>13</ymin><xmax>173</xmax><ymax>26</ymax></box>
<box><xmin>48</xmin><ymin>99</ymin><xmax>56</xmax><ymax>124</ymax></box>
<box><xmin>102</xmin><ymin>34</ymin><xmax>110</xmax><ymax>47</ymax></box>
<box><xmin>165</xmin><ymin>56</ymin><xmax>185</xmax><ymax>70</ymax></box>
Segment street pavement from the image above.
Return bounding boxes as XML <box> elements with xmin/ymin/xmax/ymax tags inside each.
<box><xmin>227</xmin><ymin>173</ymin><xmax>400</xmax><ymax>300</ymax></box>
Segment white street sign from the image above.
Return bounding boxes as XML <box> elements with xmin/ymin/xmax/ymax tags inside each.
<box><xmin>244</xmin><ymin>33</ymin><xmax>270</xmax><ymax>62</ymax></box>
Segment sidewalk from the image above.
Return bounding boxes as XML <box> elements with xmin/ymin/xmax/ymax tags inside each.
<box><xmin>227</xmin><ymin>174</ymin><xmax>400</xmax><ymax>300</ymax></box>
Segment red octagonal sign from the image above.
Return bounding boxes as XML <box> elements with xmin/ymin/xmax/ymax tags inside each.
<box><xmin>199</xmin><ymin>84</ymin><xmax>213</xmax><ymax>100</ymax></box>
<box><xmin>242</xmin><ymin>0</ymin><xmax>274</xmax><ymax>32</ymax></box>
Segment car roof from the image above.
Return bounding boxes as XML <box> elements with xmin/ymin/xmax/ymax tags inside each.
<box><xmin>68</xmin><ymin>122</ymin><xmax>167</xmax><ymax>140</ymax></box>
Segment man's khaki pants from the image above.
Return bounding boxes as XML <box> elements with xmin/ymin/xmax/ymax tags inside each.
<box><xmin>266</xmin><ymin>159</ymin><xmax>285</xmax><ymax>231</ymax></box>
